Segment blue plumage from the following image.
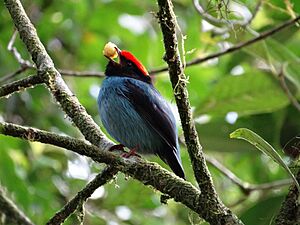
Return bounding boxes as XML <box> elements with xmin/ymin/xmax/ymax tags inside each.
<box><xmin>97</xmin><ymin>47</ymin><xmax>185</xmax><ymax>178</ymax></box>
<box><xmin>98</xmin><ymin>77</ymin><xmax>165</xmax><ymax>153</ymax></box>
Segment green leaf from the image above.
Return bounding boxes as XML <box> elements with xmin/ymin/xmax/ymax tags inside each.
<box><xmin>195</xmin><ymin>72</ymin><xmax>289</xmax><ymax>117</ymax></box>
<box><xmin>240</xmin><ymin>195</ymin><xmax>284</xmax><ymax>225</ymax></box>
<box><xmin>196</xmin><ymin>111</ymin><xmax>285</xmax><ymax>152</ymax></box>
<box><xmin>230</xmin><ymin>128</ymin><xmax>300</xmax><ymax>193</ymax></box>
<box><xmin>265</xmin><ymin>39</ymin><xmax>300</xmax><ymax>90</ymax></box>
<box><xmin>0</xmin><ymin>141</ymin><xmax>30</xmax><ymax>210</ymax></box>
<box><xmin>244</xmin><ymin>38</ymin><xmax>300</xmax><ymax>91</ymax></box>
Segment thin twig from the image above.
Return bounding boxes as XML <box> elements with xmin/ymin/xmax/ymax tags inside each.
<box><xmin>206</xmin><ymin>156</ymin><xmax>249</xmax><ymax>194</ymax></box>
<box><xmin>0</xmin><ymin>74</ymin><xmax>44</xmax><ymax>98</ymax></box>
<box><xmin>4</xmin><ymin>31</ymin><xmax>106</xmax><ymax>81</ymax></box>
<box><xmin>192</xmin><ymin>0</ymin><xmax>262</xmax><ymax>38</ymax></box>
<box><xmin>7</xmin><ymin>30</ymin><xmax>35</xmax><ymax>69</ymax></box>
<box><xmin>249</xmin><ymin>179</ymin><xmax>293</xmax><ymax>191</ymax></box>
<box><xmin>59</xmin><ymin>69</ymin><xmax>105</xmax><ymax>78</ymax></box>
<box><xmin>150</xmin><ymin>15</ymin><xmax>300</xmax><ymax>74</ymax></box>
<box><xmin>0</xmin><ymin>66</ymin><xmax>35</xmax><ymax>84</ymax></box>
<box><xmin>278</xmin><ymin>68</ymin><xmax>300</xmax><ymax>112</ymax></box>
<box><xmin>59</xmin><ymin>13</ymin><xmax>299</xmax><ymax>77</ymax></box>
<box><xmin>1</xmin><ymin>30</ymin><xmax>35</xmax><ymax>84</ymax></box>
<box><xmin>0</xmin><ymin>188</ymin><xmax>35</xmax><ymax>225</ymax></box>
<box><xmin>46</xmin><ymin>166</ymin><xmax>118</xmax><ymax>225</ymax></box>
<box><xmin>228</xmin><ymin>196</ymin><xmax>248</xmax><ymax>208</ymax></box>
<box><xmin>4</xmin><ymin>13</ymin><xmax>298</xmax><ymax>79</ymax></box>
<box><xmin>206</xmin><ymin>156</ymin><xmax>292</xmax><ymax>195</ymax></box>
<box><xmin>193</xmin><ymin>0</ymin><xmax>251</xmax><ymax>26</ymax></box>
<box><xmin>247</xmin><ymin>0</ymin><xmax>263</xmax><ymax>25</ymax></box>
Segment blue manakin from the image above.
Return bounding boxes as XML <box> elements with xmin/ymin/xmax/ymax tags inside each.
<box><xmin>97</xmin><ymin>42</ymin><xmax>185</xmax><ymax>179</ymax></box>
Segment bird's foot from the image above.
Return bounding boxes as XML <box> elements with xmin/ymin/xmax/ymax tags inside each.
<box><xmin>121</xmin><ymin>147</ymin><xmax>141</xmax><ymax>158</ymax></box>
<box><xmin>109</xmin><ymin>144</ymin><xmax>125</xmax><ymax>151</ymax></box>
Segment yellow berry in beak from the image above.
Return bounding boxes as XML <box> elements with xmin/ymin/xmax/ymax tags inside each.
<box><xmin>103</xmin><ymin>42</ymin><xmax>118</xmax><ymax>59</ymax></box>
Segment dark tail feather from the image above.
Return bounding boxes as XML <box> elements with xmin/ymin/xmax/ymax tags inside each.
<box><xmin>158</xmin><ymin>150</ymin><xmax>185</xmax><ymax>179</ymax></box>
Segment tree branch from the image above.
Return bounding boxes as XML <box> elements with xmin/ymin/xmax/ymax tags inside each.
<box><xmin>0</xmin><ymin>74</ymin><xmax>43</xmax><ymax>98</ymax></box>
<box><xmin>3</xmin><ymin>1</ymin><xmax>208</xmax><ymax>223</ymax></box>
<box><xmin>0</xmin><ymin>187</ymin><xmax>35</xmax><ymax>225</ymax></box>
<box><xmin>0</xmin><ymin>67</ymin><xmax>35</xmax><ymax>84</ymax></box>
<box><xmin>157</xmin><ymin>0</ymin><xmax>206</xmax><ymax>188</ymax></box>
<box><xmin>156</xmin><ymin>1</ymin><xmax>242</xmax><ymax>224</ymax></box>
<box><xmin>58</xmin><ymin>69</ymin><xmax>105</xmax><ymax>78</ymax></box>
<box><xmin>274</xmin><ymin>170</ymin><xmax>300</xmax><ymax>225</ymax></box>
<box><xmin>0</xmin><ymin>30</ymin><xmax>36</xmax><ymax>84</ymax></box>
<box><xmin>58</xmin><ymin>14</ymin><xmax>300</xmax><ymax>77</ymax></box>
<box><xmin>0</xmin><ymin>121</ymin><xmax>206</xmax><ymax>216</ymax></box>
<box><xmin>157</xmin><ymin>0</ymin><xmax>204</xmax><ymax>190</ymax></box>
<box><xmin>206</xmin><ymin>156</ymin><xmax>292</xmax><ymax>195</ymax></box>
<box><xmin>192</xmin><ymin>0</ymin><xmax>255</xmax><ymax>26</ymax></box>
<box><xmin>278</xmin><ymin>68</ymin><xmax>300</xmax><ymax>112</ymax></box>
<box><xmin>4</xmin><ymin>2</ymin><xmax>118</xmax><ymax>223</ymax></box>
<box><xmin>3</xmin><ymin>14</ymin><xmax>299</xmax><ymax>80</ymax></box>
<box><xmin>4</xmin><ymin>0</ymin><xmax>113</xmax><ymax>150</ymax></box>
<box><xmin>7</xmin><ymin>30</ymin><xmax>34</xmax><ymax>69</ymax></box>
<box><xmin>150</xmin><ymin>15</ymin><xmax>300</xmax><ymax>74</ymax></box>
<box><xmin>46</xmin><ymin>166</ymin><xmax>118</xmax><ymax>225</ymax></box>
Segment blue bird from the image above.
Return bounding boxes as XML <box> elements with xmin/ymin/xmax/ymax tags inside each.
<box><xmin>97</xmin><ymin>44</ymin><xmax>185</xmax><ymax>179</ymax></box>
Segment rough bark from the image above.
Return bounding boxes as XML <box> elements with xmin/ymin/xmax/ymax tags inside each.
<box><xmin>274</xmin><ymin>170</ymin><xmax>300</xmax><ymax>225</ymax></box>
<box><xmin>156</xmin><ymin>0</ymin><xmax>243</xmax><ymax>224</ymax></box>
<box><xmin>0</xmin><ymin>188</ymin><xmax>35</xmax><ymax>225</ymax></box>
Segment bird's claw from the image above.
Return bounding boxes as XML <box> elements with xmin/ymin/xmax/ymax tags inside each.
<box><xmin>121</xmin><ymin>148</ymin><xmax>141</xmax><ymax>158</ymax></box>
<box><xmin>109</xmin><ymin>144</ymin><xmax>125</xmax><ymax>151</ymax></box>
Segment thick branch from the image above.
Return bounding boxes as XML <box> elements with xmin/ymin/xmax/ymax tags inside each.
<box><xmin>0</xmin><ymin>188</ymin><xmax>35</xmax><ymax>225</ymax></box>
<box><xmin>157</xmin><ymin>0</ymin><xmax>205</xmax><ymax>191</ymax></box>
<box><xmin>274</xmin><ymin>170</ymin><xmax>300</xmax><ymax>225</ymax></box>
<box><xmin>4</xmin><ymin>2</ymin><xmax>118</xmax><ymax>223</ymax></box>
<box><xmin>0</xmin><ymin>122</ymin><xmax>205</xmax><ymax>215</ymax></box>
<box><xmin>151</xmin><ymin>15</ymin><xmax>300</xmax><ymax>74</ymax></box>
<box><xmin>0</xmin><ymin>74</ymin><xmax>43</xmax><ymax>98</ymax></box>
<box><xmin>46</xmin><ymin>166</ymin><xmax>118</xmax><ymax>225</ymax></box>
<box><xmin>4</xmin><ymin>0</ymin><xmax>113</xmax><ymax>150</ymax></box>
<box><xmin>3</xmin><ymin>1</ymin><xmax>206</xmax><ymax>223</ymax></box>
<box><xmin>156</xmin><ymin>1</ymin><xmax>242</xmax><ymax>224</ymax></box>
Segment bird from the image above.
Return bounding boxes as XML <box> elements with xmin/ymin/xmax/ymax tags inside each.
<box><xmin>97</xmin><ymin>42</ymin><xmax>185</xmax><ymax>179</ymax></box>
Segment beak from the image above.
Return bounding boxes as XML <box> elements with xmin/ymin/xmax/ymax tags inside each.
<box><xmin>115</xmin><ymin>47</ymin><xmax>121</xmax><ymax>56</ymax></box>
<box><xmin>105</xmin><ymin>47</ymin><xmax>121</xmax><ymax>65</ymax></box>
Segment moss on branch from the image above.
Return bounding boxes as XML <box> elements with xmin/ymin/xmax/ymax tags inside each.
<box><xmin>156</xmin><ymin>0</ymin><xmax>243</xmax><ymax>224</ymax></box>
<box><xmin>0</xmin><ymin>122</ymin><xmax>203</xmax><ymax>214</ymax></box>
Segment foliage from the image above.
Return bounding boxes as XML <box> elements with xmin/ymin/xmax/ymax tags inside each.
<box><xmin>230</xmin><ymin>128</ymin><xmax>300</xmax><ymax>192</ymax></box>
<box><xmin>0</xmin><ymin>0</ymin><xmax>299</xmax><ymax>224</ymax></box>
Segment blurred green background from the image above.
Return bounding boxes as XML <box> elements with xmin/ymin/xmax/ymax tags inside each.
<box><xmin>0</xmin><ymin>0</ymin><xmax>299</xmax><ymax>224</ymax></box>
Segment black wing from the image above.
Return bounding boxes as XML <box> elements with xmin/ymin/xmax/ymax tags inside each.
<box><xmin>123</xmin><ymin>80</ymin><xmax>185</xmax><ymax>178</ymax></box>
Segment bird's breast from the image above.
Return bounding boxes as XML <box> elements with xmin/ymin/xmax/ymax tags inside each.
<box><xmin>97</xmin><ymin>77</ymin><xmax>163</xmax><ymax>153</ymax></box>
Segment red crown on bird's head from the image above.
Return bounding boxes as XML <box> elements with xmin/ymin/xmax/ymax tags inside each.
<box><xmin>119</xmin><ymin>50</ymin><xmax>149</xmax><ymax>76</ymax></box>
<box><xmin>103</xmin><ymin>42</ymin><xmax>149</xmax><ymax>77</ymax></box>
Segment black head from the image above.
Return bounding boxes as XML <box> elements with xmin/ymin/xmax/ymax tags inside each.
<box><xmin>105</xmin><ymin>49</ymin><xmax>152</xmax><ymax>84</ymax></box>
